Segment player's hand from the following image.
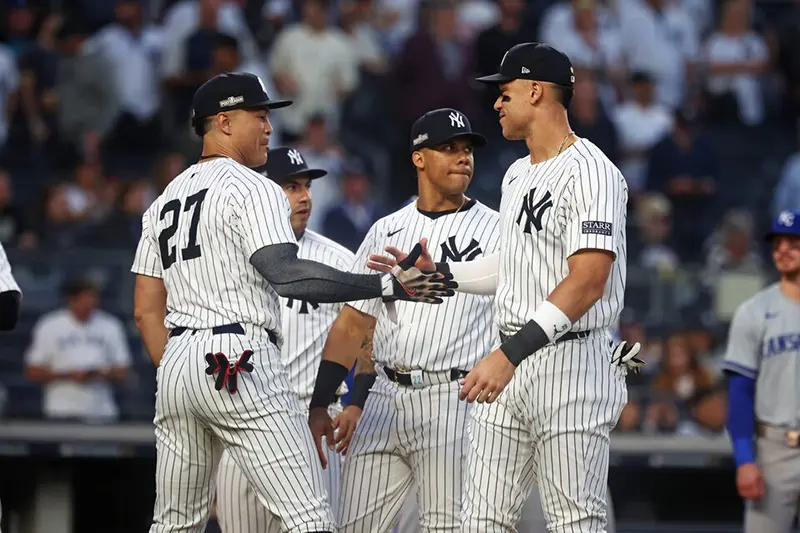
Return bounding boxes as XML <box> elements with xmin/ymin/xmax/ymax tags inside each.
<box><xmin>368</xmin><ymin>238</ymin><xmax>436</xmax><ymax>274</ymax></box>
<box><xmin>382</xmin><ymin>243</ymin><xmax>457</xmax><ymax>304</ymax></box>
<box><xmin>611</xmin><ymin>341</ymin><xmax>645</xmax><ymax>373</ymax></box>
<box><xmin>737</xmin><ymin>463</ymin><xmax>765</xmax><ymax>501</ymax></box>
<box><xmin>332</xmin><ymin>406</ymin><xmax>362</xmax><ymax>455</ymax></box>
<box><xmin>460</xmin><ymin>348</ymin><xmax>516</xmax><ymax>403</ymax></box>
<box><xmin>308</xmin><ymin>407</ymin><xmax>335</xmax><ymax>469</ymax></box>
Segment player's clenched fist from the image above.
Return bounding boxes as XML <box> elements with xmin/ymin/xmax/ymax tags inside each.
<box><xmin>460</xmin><ymin>348</ymin><xmax>516</xmax><ymax>403</ymax></box>
<box><xmin>332</xmin><ymin>405</ymin><xmax>362</xmax><ymax>455</ymax></box>
<box><xmin>737</xmin><ymin>463</ymin><xmax>765</xmax><ymax>501</ymax></box>
<box><xmin>308</xmin><ymin>407</ymin><xmax>335</xmax><ymax>469</ymax></box>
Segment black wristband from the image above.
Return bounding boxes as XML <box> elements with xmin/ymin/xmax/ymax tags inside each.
<box><xmin>309</xmin><ymin>360</ymin><xmax>350</xmax><ymax>410</ymax></box>
<box><xmin>499</xmin><ymin>320</ymin><xmax>549</xmax><ymax>366</ymax></box>
<box><xmin>0</xmin><ymin>291</ymin><xmax>21</xmax><ymax>331</ymax></box>
<box><xmin>349</xmin><ymin>373</ymin><xmax>376</xmax><ymax>409</ymax></box>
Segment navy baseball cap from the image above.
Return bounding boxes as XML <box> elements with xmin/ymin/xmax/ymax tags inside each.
<box><xmin>191</xmin><ymin>72</ymin><xmax>292</xmax><ymax>135</ymax></box>
<box><xmin>254</xmin><ymin>147</ymin><xmax>327</xmax><ymax>182</ymax></box>
<box><xmin>410</xmin><ymin>108</ymin><xmax>486</xmax><ymax>152</ymax></box>
<box><xmin>765</xmin><ymin>209</ymin><xmax>800</xmax><ymax>240</ymax></box>
<box><xmin>475</xmin><ymin>42</ymin><xmax>575</xmax><ymax>87</ymax></box>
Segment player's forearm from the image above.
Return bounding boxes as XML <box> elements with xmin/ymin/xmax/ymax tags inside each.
<box><xmin>251</xmin><ymin>244</ymin><xmax>389</xmax><ymax>303</ymax></box>
<box><xmin>135</xmin><ymin>313</ymin><xmax>168</xmax><ymax>367</ymax></box>
<box><xmin>547</xmin><ymin>269</ymin><xmax>607</xmax><ymax>322</ymax></box>
<box><xmin>727</xmin><ymin>373</ymin><xmax>757</xmax><ymax>466</ymax></box>
<box><xmin>436</xmin><ymin>253</ymin><xmax>498</xmax><ymax>295</ymax></box>
<box><xmin>0</xmin><ymin>290</ymin><xmax>21</xmax><ymax>331</ymax></box>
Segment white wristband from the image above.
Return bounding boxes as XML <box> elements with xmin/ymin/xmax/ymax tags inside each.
<box><xmin>532</xmin><ymin>301</ymin><xmax>572</xmax><ymax>342</ymax></box>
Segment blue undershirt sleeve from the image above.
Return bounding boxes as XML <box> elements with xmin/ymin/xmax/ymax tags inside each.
<box><xmin>726</xmin><ymin>372</ymin><xmax>757</xmax><ymax>467</ymax></box>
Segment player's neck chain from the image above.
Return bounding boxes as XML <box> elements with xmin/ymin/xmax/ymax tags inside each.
<box><xmin>557</xmin><ymin>131</ymin><xmax>575</xmax><ymax>155</ymax></box>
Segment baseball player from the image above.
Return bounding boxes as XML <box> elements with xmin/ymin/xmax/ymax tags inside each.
<box><xmin>724</xmin><ymin>208</ymin><xmax>800</xmax><ymax>533</ymax></box>
<box><xmin>381</xmin><ymin>43</ymin><xmax>642</xmax><ymax>532</ymax></box>
<box><xmin>214</xmin><ymin>146</ymin><xmax>362</xmax><ymax>531</ymax></box>
<box><xmin>308</xmin><ymin>107</ymin><xmax>548</xmax><ymax>533</ymax></box>
<box><xmin>130</xmin><ymin>72</ymin><xmax>456</xmax><ymax>533</ymax></box>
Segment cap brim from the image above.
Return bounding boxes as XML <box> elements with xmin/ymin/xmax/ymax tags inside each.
<box><xmin>415</xmin><ymin>132</ymin><xmax>488</xmax><ymax>151</ymax></box>
<box><xmin>475</xmin><ymin>73</ymin><xmax>515</xmax><ymax>85</ymax></box>
<box><xmin>764</xmin><ymin>231</ymin><xmax>800</xmax><ymax>241</ymax></box>
<box><xmin>248</xmin><ymin>99</ymin><xmax>293</xmax><ymax>110</ymax></box>
<box><xmin>280</xmin><ymin>168</ymin><xmax>329</xmax><ymax>181</ymax></box>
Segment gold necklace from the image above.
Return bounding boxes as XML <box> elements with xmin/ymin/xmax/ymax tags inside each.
<box><xmin>557</xmin><ymin>131</ymin><xmax>575</xmax><ymax>155</ymax></box>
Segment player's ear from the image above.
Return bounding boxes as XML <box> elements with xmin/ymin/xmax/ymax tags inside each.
<box><xmin>529</xmin><ymin>81</ymin><xmax>543</xmax><ymax>106</ymax></box>
<box><xmin>218</xmin><ymin>112</ymin><xmax>233</xmax><ymax>135</ymax></box>
<box><xmin>411</xmin><ymin>150</ymin><xmax>424</xmax><ymax>171</ymax></box>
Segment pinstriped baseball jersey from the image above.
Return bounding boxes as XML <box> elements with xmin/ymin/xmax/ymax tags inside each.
<box><xmin>282</xmin><ymin>229</ymin><xmax>355</xmax><ymax>404</ymax></box>
<box><xmin>0</xmin><ymin>242</ymin><xmax>20</xmax><ymax>292</ymax></box>
<box><xmin>131</xmin><ymin>158</ymin><xmax>296</xmax><ymax>339</ymax></box>
<box><xmin>348</xmin><ymin>199</ymin><xmax>500</xmax><ymax>371</ymax></box>
<box><xmin>496</xmin><ymin>138</ymin><xmax>627</xmax><ymax>336</ymax></box>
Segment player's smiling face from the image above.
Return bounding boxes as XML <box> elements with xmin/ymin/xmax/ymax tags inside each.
<box><xmin>419</xmin><ymin>138</ymin><xmax>474</xmax><ymax>194</ymax></box>
<box><xmin>494</xmin><ymin>80</ymin><xmax>537</xmax><ymax>140</ymax></box>
<box><xmin>281</xmin><ymin>175</ymin><xmax>312</xmax><ymax>236</ymax></box>
<box><xmin>772</xmin><ymin>235</ymin><xmax>800</xmax><ymax>277</ymax></box>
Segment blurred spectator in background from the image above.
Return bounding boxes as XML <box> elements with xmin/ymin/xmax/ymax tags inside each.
<box><xmin>703</xmin><ymin>0</ymin><xmax>770</xmax><ymax>127</ymax></box>
<box><xmin>614</xmin><ymin>72</ymin><xmax>673</xmax><ymax>196</ymax></box>
<box><xmin>632</xmin><ymin>192</ymin><xmax>680</xmax><ymax>275</ymax></box>
<box><xmin>645</xmin><ymin>331</ymin><xmax>726</xmax><ymax>435</ymax></box>
<box><xmin>472</xmin><ymin>0</ymin><xmax>528</xmax><ymax>132</ymax></box>
<box><xmin>772</xmin><ymin>123</ymin><xmax>800</xmax><ymax>217</ymax></box>
<box><xmin>0</xmin><ymin>167</ymin><xmax>31</xmax><ymax>247</ymax></box>
<box><xmin>322</xmin><ymin>158</ymin><xmax>383</xmax><ymax>251</ymax></box>
<box><xmin>89</xmin><ymin>0</ymin><xmax>163</xmax><ymax>175</ymax></box>
<box><xmin>703</xmin><ymin>208</ymin><xmax>765</xmax><ymax>287</ymax></box>
<box><xmin>3</xmin><ymin>0</ymin><xmax>36</xmax><ymax>57</ymax></box>
<box><xmin>30</xmin><ymin>183</ymin><xmax>90</xmax><ymax>249</ymax></box>
<box><xmin>23</xmin><ymin>277</ymin><xmax>131</xmax><ymax>422</ymax></box>
<box><xmin>775</xmin><ymin>0</ymin><xmax>800</xmax><ymax>122</ymax></box>
<box><xmin>0</xmin><ymin>31</ymin><xmax>19</xmax><ymax>161</ymax></box>
<box><xmin>269</xmin><ymin>0</ymin><xmax>359</xmax><ymax>141</ymax></box>
<box><xmin>569</xmin><ymin>67</ymin><xmax>619</xmax><ymax>163</ymax></box>
<box><xmin>647</xmin><ymin>111</ymin><xmax>717</xmax><ymax>261</ymax></box>
<box><xmin>55</xmin><ymin>20</ymin><xmax>118</xmax><ymax>166</ymax></box>
<box><xmin>540</xmin><ymin>0</ymin><xmax>624</xmax><ymax>109</ymax></box>
<box><xmin>618</xmin><ymin>0</ymin><xmax>699</xmax><ymax>110</ymax></box>
<box><xmin>84</xmin><ymin>179</ymin><xmax>149</xmax><ymax>250</ymax></box>
<box><xmin>292</xmin><ymin>114</ymin><xmax>345</xmax><ymax>233</ymax></box>
<box><xmin>339</xmin><ymin>0</ymin><xmax>388</xmax><ymax>75</ymax></box>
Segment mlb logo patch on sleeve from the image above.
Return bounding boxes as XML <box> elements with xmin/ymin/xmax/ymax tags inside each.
<box><xmin>581</xmin><ymin>221</ymin><xmax>612</xmax><ymax>236</ymax></box>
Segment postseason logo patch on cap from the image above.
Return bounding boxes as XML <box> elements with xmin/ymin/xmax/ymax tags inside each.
<box><xmin>219</xmin><ymin>95</ymin><xmax>245</xmax><ymax>108</ymax></box>
<box><xmin>413</xmin><ymin>133</ymin><xmax>429</xmax><ymax>146</ymax></box>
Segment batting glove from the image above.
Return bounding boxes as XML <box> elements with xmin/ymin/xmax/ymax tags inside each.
<box><xmin>381</xmin><ymin>243</ymin><xmax>458</xmax><ymax>304</ymax></box>
<box><xmin>611</xmin><ymin>341</ymin><xmax>645</xmax><ymax>373</ymax></box>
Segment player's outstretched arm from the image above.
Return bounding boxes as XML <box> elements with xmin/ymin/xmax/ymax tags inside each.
<box><xmin>250</xmin><ymin>242</ymin><xmax>457</xmax><ymax>304</ymax></box>
<box><xmin>133</xmin><ymin>274</ymin><xmax>168</xmax><ymax>367</ymax></box>
<box><xmin>308</xmin><ymin>305</ymin><xmax>376</xmax><ymax>467</ymax></box>
<box><xmin>367</xmin><ymin>239</ymin><xmax>499</xmax><ymax>296</ymax></box>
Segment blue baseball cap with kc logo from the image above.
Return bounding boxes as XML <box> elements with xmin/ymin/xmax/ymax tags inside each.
<box><xmin>410</xmin><ymin>108</ymin><xmax>487</xmax><ymax>152</ymax></box>
<box><xmin>766</xmin><ymin>209</ymin><xmax>800</xmax><ymax>240</ymax></box>
<box><xmin>475</xmin><ymin>42</ymin><xmax>575</xmax><ymax>87</ymax></box>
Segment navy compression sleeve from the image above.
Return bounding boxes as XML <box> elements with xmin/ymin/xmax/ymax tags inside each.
<box><xmin>251</xmin><ymin>244</ymin><xmax>384</xmax><ymax>303</ymax></box>
<box><xmin>0</xmin><ymin>290</ymin><xmax>21</xmax><ymax>331</ymax></box>
<box><xmin>727</xmin><ymin>372</ymin><xmax>757</xmax><ymax>466</ymax></box>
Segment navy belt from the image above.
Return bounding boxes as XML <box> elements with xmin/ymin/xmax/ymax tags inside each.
<box><xmin>169</xmin><ymin>323</ymin><xmax>277</xmax><ymax>345</ymax></box>
<box><xmin>499</xmin><ymin>330</ymin><xmax>590</xmax><ymax>344</ymax></box>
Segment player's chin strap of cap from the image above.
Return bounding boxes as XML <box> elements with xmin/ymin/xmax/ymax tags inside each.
<box><xmin>205</xmin><ymin>350</ymin><xmax>255</xmax><ymax>394</ymax></box>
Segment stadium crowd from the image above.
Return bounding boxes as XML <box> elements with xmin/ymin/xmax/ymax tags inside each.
<box><xmin>0</xmin><ymin>0</ymin><xmax>799</xmax><ymax>441</ymax></box>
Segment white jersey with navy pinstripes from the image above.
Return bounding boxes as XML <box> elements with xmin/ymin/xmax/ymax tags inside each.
<box><xmin>349</xmin><ymin>199</ymin><xmax>499</xmax><ymax>372</ymax></box>
<box><xmin>282</xmin><ymin>229</ymin><xmax>355</xmax><ymax>403</ymax></box>
<box><xmin>131</xmin><ymin>158</ymin><xmax>296</xmax><ymax>338</ymax></box>
<box><xmin>0</xmin><ymin>242</ymin><xmax>20</xmax><ymax>292</ymax></box>
<box><xmin>496</xmin><ymin>138</ymin><xmax>627</xmax><ymax>337</ymax></box>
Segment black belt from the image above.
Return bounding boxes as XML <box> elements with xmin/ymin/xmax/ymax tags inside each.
<box><xmin>499</xmin><ymin>330</ymin><xmax>591</xmax><ymax>344</ymax></box>
<box><xmin>383</xmin><ymin>366</ymin><xmax>468</xmax><ymax>387</ymax></box>
<box><xmin>169</xmin><ymin>323</ymin><xmax>277</xmax><ymax>345</ymax></box>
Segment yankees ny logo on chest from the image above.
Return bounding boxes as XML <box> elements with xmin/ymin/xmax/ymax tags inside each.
<box><xmin>287</xmin><ymin>298</ymin><xmax>319</xmax><ymax>314</ymax></box>
<box><xmin>440</xmin><ymin>236</ymin><xmax>482</xmax><ymax>262</ymax></box>
<box><xmin>517</xmin><ymin>187</ymin><xmax>553</xmax><ymax>234</ymax></box>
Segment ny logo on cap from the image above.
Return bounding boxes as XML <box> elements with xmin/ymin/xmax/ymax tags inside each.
<box><xmin>779</xmin><ymin>210</ymin><xmax>795</xmax><ymax>227</ymax></box>
<box><xmin>449</xmin><ymin>111</ymin><xmax>465</xmax><ymax>128</ymax></box>
<box><xmin>287</xmin><ymin>149</ymin><xmax>304</xmax><ymax>165</ymax></box>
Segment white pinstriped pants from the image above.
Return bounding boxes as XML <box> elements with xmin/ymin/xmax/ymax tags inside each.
<box><xmin>150</xmin><ymin>328</ymin><xmax>334</xmax><ymax>533</ymax></box>
<box><xmin>337</xmin><ymin>376</ymin><xmax>470</xmax><ymax>533</ymax></box>
<box><xmin>461</xmin><ymin>331</ymin><xmax>627</xmax><ymax>533</ymax></box>
<box><xmin>215</xmin><ymin>402</ymin><xmax>343</xmax><ymax>533</ymax></box>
